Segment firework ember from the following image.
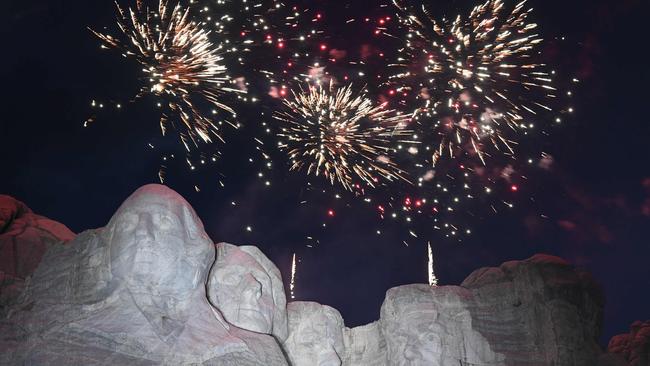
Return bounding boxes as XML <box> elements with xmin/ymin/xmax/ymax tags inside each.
<box><xmin>91</xmin><ymin>0</ymin><xmax>241</xmax><ymax>151</ymax></box>
<box><xmin>391</xmin><ymin>0</ymin><xmax>558</xmax><ymax>167</ymax></box>
<box><xmin>274</xmin><ymin>81</ymin><xmax>413</xmax><ymax>191</ymax></box>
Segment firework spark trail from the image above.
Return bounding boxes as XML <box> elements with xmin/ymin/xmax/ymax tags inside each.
<box><xmin>290</xmin><ymin>253</ymin><xmax>297</xmax><ymax>299</ymax></box>
<box><xmin>390</xmin><ymin>0</ymin><xmax>558</xmax><ymax>167</ymax></box>
<box><xmin>91</xmin><ymin>0</ymin><xmax>242</xmax><ymax>152</ymax></box>
<box><xmin>274</xmin><ymin>81</ymin><xmax>414</xmax><ymax>191</ymax></box>
<box><xmin>428</xmin><ymin>241</ymin><xmax>438</xmax><ymax>286</ymax></box>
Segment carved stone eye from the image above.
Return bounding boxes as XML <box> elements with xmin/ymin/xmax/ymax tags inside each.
<box><xmin>220</xmin><ymin>270</ymin><xmax>240</xmax><ymax>286</ymax></box>
<box><xmin>115</xmin><ymin>211</ymin><xmax>138</xmax><ymax>232</ymax></box>
<box><xmin>153</xmin><ymin>213</ymin><xmax>175</xmax><ymax>231</ymax></box>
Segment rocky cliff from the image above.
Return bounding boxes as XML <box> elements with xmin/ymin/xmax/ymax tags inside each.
<box><xmin>0</xmin><ymin>195</ymin><xmax>75</xmax><ymax>311</ymax></box>
<box><xmin>0</xmin><ymin>185</ymin><xmax>644</xmax><ymax>365</ymax></box>
<box><xmin>605</xmin><ymin>321</ymin><xmax>650</xmax><ymax>366</ymax></box>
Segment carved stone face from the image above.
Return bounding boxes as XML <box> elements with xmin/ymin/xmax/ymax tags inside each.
<box><xmin>381</xmin><ymin>285</ymin><xmax>498</xmax><ymax>366</ymax></box>
<box><xmin>284</xmin><ymin>302</ymin><xmax>345</xmax><ymax>366</ymax></box>
<box><xmin>208</xmin><ymin>244</ymin><xmax>287</xmax><ymax>339</ymax></box>
<box><xmin>381</xmin><ymin>285</ymin><xmax>444</xmax><ymax>366</ymax></box>
<box><xmin>390</xmin><ymin>313</ymin><xmax>442</xmax><ymax>366</ymax></box>
<box><xmin>106</xmin><ymin>185</ymin><xmax>213</xmax><ymax>299</ymax></box>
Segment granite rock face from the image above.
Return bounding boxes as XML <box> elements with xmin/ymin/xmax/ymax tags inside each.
<box><xmin>0</xmin><ymin>185</ymin><xmax>287</xmax><ymax>365</ymax></box>
<box><xmin>281</xmin><ymin>254</ymin><xmax>604</xmax><ymax>366</ymax></box>
<box><xmin>381</xmin><ymin>284</ymin><xmax>501</xmax><ymax>365</ymax></box>
<box><xmin>0</xmin><ymin>186</ymin><xmax>627</xmax><ymax>365</ymax></box>
<box><xmin>377</xmin><ymin>254</ymin><xmax>604</xmax><ymax>366</ymax></box>
<box><xmin>208</xmin><ymin>242</ymin><xmax>288</xmax><ymax>341</ymax></box>
<box><xmin>460</xmin><ymin>254</ymin><xmax>604</xmax><ymax>365</ymax></box>
<box><xmin>0</xmin><ymin>195</ymin><xmax>75</xmax><ymax>310</ymax></box>
<box><xmin>607</xmin><ymin>320</ymin><xmax>650</xmax><ymax>366</ymax></box>
<box><xmin>343</xmin><ymin>321</ymin><xmax>386</xmax><ymax>366</ymax></box>
<box><xmin>283</xmin><ymin>301</ymin><xmax>346</xmax><ymax>366</ymax></box>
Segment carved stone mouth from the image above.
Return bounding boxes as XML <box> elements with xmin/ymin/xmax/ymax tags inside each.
<box><xmin>134</xmin><ymin>248</ymin><xmax>162</xmax><ymax>261</ymax></box>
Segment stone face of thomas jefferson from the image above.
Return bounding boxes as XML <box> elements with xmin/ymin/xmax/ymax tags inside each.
<box><xmin>208</xmin><ymin>243</ymin><xmax>288</xmax><ymax>340</ymax></box>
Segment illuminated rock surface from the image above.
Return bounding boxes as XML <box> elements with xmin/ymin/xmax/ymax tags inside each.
<box><xmin>283</xmin><ymin>301</ymin><xmax>346</xmax><ymax>366</ymax></box>
<box><xmin>381</xmin><ymin>284</ymin><xmax>501</xmax><ymax>365</ymax></box>
<box><xmin>0</xmin><ymin>195</ymin><xmax>75</xmax><ymax>311</ymax></box>
<box><xmin>379</xmin><ymin>254</ymin><xmax>604</xmax><ymax>366</ymax></box>
<box><xmin>208</xmin><ymin>242</ymin><xmax>288</xmax><ymax>341</ymax></box>
<box><xmin>605</xmin><ymin>320</ymin><xmax>650</xmax><ymax>366</ymax></box>
<box><xmin>0</xmin><ymin>185</ymin><xmax>287</xmax><ymax>365</ymax></box>
<box><xmin>343</xmin><ymin>321</ymin><xmax>386</xmax><ymax>366</ymax></box>
<box><xmin>0</xmin><ymin>186</ymin><xmax>645</xmax><ymax>365</ymax></box>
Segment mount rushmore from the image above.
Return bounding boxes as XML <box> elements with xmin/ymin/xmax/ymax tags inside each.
<box><xmin>0</xmin><ymin>185</ymin><xmax>646</xmax><ymax>365</ymax></box>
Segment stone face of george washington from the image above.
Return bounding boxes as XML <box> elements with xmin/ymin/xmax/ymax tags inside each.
<box><xmin>104</xmin><ymin>184</ymin><xmax>214</xmax><ymax>336</ymax></box>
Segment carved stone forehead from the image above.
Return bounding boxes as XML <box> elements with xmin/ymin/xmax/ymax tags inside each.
<box><xmin>288</xmin><ymin>302</ymin><xmax>343</xmax><ymax>327</ymax></box>
<box><xmin>384</xmin><ymin>285</ymin><xmax>473</xmax><ymax>322</ymax></box>
<box><xmin>215</xmin><ymin>244</ymin><xmax>279</xmax><ymax>278</ymax></box>
<box><xmin>216</xmin><ymin>243</ymin><xmax>263</xmax><ymax>268</ymax></box>
<box><xmin>382</xmin><ymin>285</ymin><xmax>437</xmax><ymax>319</ymax></box>
<box><xmin>111</xmin><ymin>184</ymin><xmax>194</xmax><ymax>219</ymax></box>
<box><xmin>106</xmin><ymin>184</ymin><xmax>213</xmax><ymax>264</ymax></box>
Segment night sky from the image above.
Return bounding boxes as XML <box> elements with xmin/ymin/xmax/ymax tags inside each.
<box><xmin>1</xmin><ymin>0</ymin><xmax>649</xmax><ymax>344</ymax></box>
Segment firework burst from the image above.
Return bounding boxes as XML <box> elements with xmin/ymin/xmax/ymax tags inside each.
<box><xmin>274</xmin><ymin>81</ymin><xmax>413</xmax><ymax>191</ymax></box>
<box><xmin>391</xmin><ymin>0</ymin><xmax>558</xmax><ymax>167</ymax></box>
<box><xmin>91</xmin><ymin>0</ymin><xmax>241</xmax><ymax>151</ymax></box>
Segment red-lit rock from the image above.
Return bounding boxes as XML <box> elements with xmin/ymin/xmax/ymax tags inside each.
<box><xmin>607</xmin><ymin>320</ymin><xmax>650</xmax><ymax>366</ymax></box>
<box><xmin>0</xmin><ymin>195</ymin><xmax>74</xmax><ymax>308</ymax></box>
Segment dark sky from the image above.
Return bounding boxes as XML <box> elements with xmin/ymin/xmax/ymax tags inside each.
<box><xmin>1</xmin><ymin>0</ymin><xmax>648</xmax><ymax>344</ymax></box>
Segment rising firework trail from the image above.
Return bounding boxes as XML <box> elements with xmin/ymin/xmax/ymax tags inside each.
<box><xmin>91</xmin><ymin>0</ymin><xmax>242</xmax><ymax>152</ymax></box>
<box><xmin>290</xmin><ymin>253</ymin><xmax>297</xmax><ymax>299</ymax></box>
<box><xmin>274</xmin><ymin>81</ymin><xmax>414</xmax><ymax>191</ymax></box>
<box><xmin>428</xmin><ymin>241</ymin><xmax>438</xmax><ymax>286</ymax></box>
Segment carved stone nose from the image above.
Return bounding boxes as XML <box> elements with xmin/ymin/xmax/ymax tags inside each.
<box><xmin>134</xmin><ymin>214</ymin><xmax>154</xmax><ymax>240</ymax></box>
